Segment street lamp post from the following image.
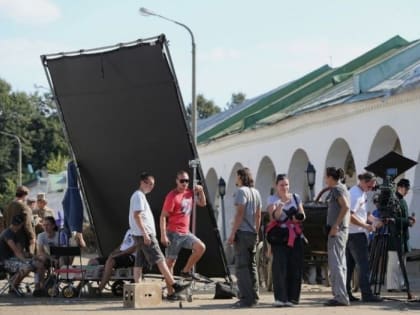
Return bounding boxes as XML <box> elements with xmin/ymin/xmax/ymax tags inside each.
<box><xmin>306</xmin><ymin>162</ymin><xmax>316</xmax><ymax>201</ymax></box>
<box><xmin>0</xmin><ymin>131</ymin><xmax>22</xmax><ymax>186</ymax></box>
<box><xmin>218</xmin><ymin>177</ymin><xmax>227</xmax><ymax>241</ymax></box>
<box><xmin>139</xmin><ymin>7</ymin><xmax>197</xmax><ymax>146</ymax></box>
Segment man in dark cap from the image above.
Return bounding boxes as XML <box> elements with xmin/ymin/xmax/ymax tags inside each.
<box><xmin>386</xmin><ymin>178</ymin><xmax>416</xmax><ymax>291</ymax></box>
<box><xmin>3</xmin><ymin>186</ymin><xmax>36</xmax><ymax>254</ymax></box>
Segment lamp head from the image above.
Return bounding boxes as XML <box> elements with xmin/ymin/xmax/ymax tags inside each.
<box><xmin>139</xmin><ymin>7</ymin><xmax>154</xmax><ymax>16</ymax></box>
<box><xmin>218</xmin><ymin>177</ymin><xmax>226</xmax><ymax>197</ymax></box>
<box><xmin>306</xmin><ymin>162</ymin><xmax>316</xmax><ymax>187</ymax></box>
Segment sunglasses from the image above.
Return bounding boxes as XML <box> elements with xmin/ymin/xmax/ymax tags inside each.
<box><xmin>178</xmin><ymin>179</ymin><xmax>189</xmax><ymax>184</ymax></box>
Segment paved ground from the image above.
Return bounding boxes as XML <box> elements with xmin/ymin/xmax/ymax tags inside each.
<box><xmin>1</xmin><ymin>283</ymin><xmax>420</xmax><ymax>315</ymax></box>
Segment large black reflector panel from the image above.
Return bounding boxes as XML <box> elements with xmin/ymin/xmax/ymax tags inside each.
<box><xmin>365</xmin><ymin>151</ymin><xmax>417</xmax><ymax>179</ymax></box>
<box><xmin>41</xmin><ymin>36</ymin><xmax>228</xmax><ymax>278</ymax></box>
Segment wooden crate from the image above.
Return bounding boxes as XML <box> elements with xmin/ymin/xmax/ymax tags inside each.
<box><xmin>123</xmin><ymin>283</ymin><xmax>161</xmax><ymax>308</ymax></box>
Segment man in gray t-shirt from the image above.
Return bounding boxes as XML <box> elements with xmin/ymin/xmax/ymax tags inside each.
<box><xmin>227</xmin><ymin>167</ymin><xmax>262</xmax><ymax>308</ymax></box>
<box><xmin>324</xmin><ymin>168</ymin><xmax>351</xmax><ymax>307</ymax></box>
<box><xmin>327</xmin><ymin>183</ymin><xmax>350</xmax><ymax>228</ymax></box>
<box><xmin>234</xmin><ymin>186</ymin><xmax>262</xmax><ymax>233</ymax></box>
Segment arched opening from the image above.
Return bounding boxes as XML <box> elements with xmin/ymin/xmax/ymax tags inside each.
<box><xmin>204</xmin><ymin>168</ymin><xmax>218</xmax><ymax>220</ymax></box>
<box><xmin>368</xmin><ymin>126</ymin><xmax>402</xmax><ymax>164</ymax></box>
<box><xmin>287</xmin><ymin>149</ymin><xmax>310</xmax><ymax>202</ymax></box>
<box><xmin>255</xmin><ymin>156</ymin><xmax>276</xmax><ymax>211</ymax></box>
<box><xmin>325</xmin><ymin>138</ymin><xmax>357</xmax><ymax>187</ymax></box>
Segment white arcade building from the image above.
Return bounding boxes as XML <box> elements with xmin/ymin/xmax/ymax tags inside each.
<box><xmin>197</xmin><ymin>35</ymin><xmax>420</xmax><ymax>249</ymax></box>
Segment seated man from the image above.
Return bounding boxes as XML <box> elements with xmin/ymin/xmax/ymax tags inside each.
<box><xmin>33</xmin><ymin>193</ymin><xmax>55</xmax><ymax>235</ymax></box>
<box><xmin>0</xmin><ymin>214</ymin><xmax>45</xmax><ymax>296</ymax></box>
<box><xmin>89</xmin><ymin>229</ymin><xmax>136</xmax><ymax>294</ymax></box>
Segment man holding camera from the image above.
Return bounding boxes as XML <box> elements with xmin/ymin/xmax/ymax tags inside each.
<box><xmin>346</xmin><ymin>172</ymin><xmax>382</xmax><ymax>302</ymax></box>
<box><xmin>386</xmin><ymin>178</ymin><xmax>416</xmax><ymax>291</ymax></box>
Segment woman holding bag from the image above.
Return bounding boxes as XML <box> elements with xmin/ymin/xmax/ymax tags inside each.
<box><xmin>266</xmin><ymin>174</ymin><xmax>305</xmax><ymax>307</ymax></box>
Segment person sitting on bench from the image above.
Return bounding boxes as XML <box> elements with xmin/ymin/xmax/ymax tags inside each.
<box><xmin>0</xmin><ymin>214</ymin><xmax>45</xmax><ymax>296</ymax></box>
<box><xmin>35</xmin><ymin>216</ymin><xmax>68</xmax><ymax>295</ymax></box>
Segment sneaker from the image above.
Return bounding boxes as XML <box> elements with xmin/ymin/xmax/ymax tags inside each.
<box><xmin>231</xmin><ymin>300</ymin><xmax>252</xmax><ymax>308</ymax></box>
<box><xmin>362</xmin><ymin>295</ymin><xmax>383</xmax><ymax>302</ymax></box>
<box><xmin>324</xmin><ymin>299</ymin><xmax>349</xmax><ymax>306</ymax></box>
<box><xmin>9</xmin><ymin>287</ymin><xmax>24</xmax><ymax>297</ymax></box>
<box><xmin>349</xmin><ymin>294</ymin><xmax>360</xmax><ymax>302</ymax></box>
<box><xmin>172</xmin><ymin>282</ymin><xmax>191</xmax><ymax>294</ymax></box>
<box><xmin>272</xmin><ymin>300</ymin><xmax>284</xmax><ymax>307</ymax></box>
<box><xmin>166</xmin><ymin>293</ymin><xmax>184</xmax><ymax>301</ymax></box>
<box><xmin>94</xmin><ymin>287</ymin><xmax>102</xmax><ymax>297</ymax></box>
<box><xmin>284</xmin><ymin>301</ymin><xmax>294</xmax><ymax>307</ymax></box>
<box><xmin>180</xmin><ymin>271</ymin><xmax>200</xmax><ymax>281</ymax></box>
<box><xmin>32</xmin><ymin>288</ymin><xmax>47</xmax><ymax>297</ymax></box>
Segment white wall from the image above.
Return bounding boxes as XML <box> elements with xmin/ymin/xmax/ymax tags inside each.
<box><xmin>199</xmin><ymin>88</ymin><xmax>420</xmax><ymax>248</ymax></box>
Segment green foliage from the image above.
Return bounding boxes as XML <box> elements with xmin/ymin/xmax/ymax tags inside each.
<box><xmin>0</xmin><ymin>78</ymin><xmax>69</xmax><ymax>208</ymax></box>
<box><xmin>186</xmin><ymin>93</ymin><xmax>222</xmax><ymax>120</ymax></box>
<box><xmin>0</xmin><ymin>178</ymin><xmax>16</xmax><ymax>211</ymax></box>
<box><xmin>228</xmin><ymin>92</ymin><xmax>246</xmax><ymax>109</ymax></box>
<box><xmin>46</xmin><ymin>153</ymin><xmax>67</xmax><ymax>173</ymax></box>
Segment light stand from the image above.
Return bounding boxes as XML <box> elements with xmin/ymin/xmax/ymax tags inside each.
<box><xmin>188</xmin><ymin>159</ymin><xmax>200</xmax><ymax>235</ymax></box>
<box><xmin>188</xmin><ymin>158</ymin><xmax>200</xmax><ymax>290</ymax></box>
<box><xmin>139</xmin><ymin>7</ymin><xmax>197</xmax><ymax>146</ymax></box>
<box><xmin>306</xmin><ymin>162</ymin><xmax>316</xmax><ymax>201</ymax></box>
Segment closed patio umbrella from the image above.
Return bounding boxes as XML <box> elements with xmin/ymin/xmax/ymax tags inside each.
<box><xmin>62</xmin><ymin>161</ymin><xmax>86</xmax><ymax>247</ymax></box>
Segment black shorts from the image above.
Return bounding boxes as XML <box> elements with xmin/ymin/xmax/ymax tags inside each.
<box><xmin>94</xmin><ymin>254</ymin><xmax>135</xmax><ymax>268</ymax></box>
<box><xmin>114</xmin><ymin>254</ymin><xmax>135</xmax><ymax>268</ymax></box>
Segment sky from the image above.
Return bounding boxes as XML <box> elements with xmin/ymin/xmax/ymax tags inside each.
<box><xmin>0</xmin><ymin>0</ymin><xmax>420</xmax><ymax>109</ymax></box>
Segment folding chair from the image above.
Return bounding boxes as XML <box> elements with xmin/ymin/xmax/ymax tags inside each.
<box><xmin>47</xmin><ymin>246</ymin><xmax>85</xmax><ymax>298</ymax></box>
<box><xmin>0</xmin><ymin>263</ymin><xmax>25</xmax><ymax>296</ymax></box>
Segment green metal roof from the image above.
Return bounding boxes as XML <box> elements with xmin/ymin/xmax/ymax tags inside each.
<box><xmin>198</xmin><ymin>35</ymin><xmax>409</xmax><ymax>143</ymax></box>
<box><xmin>197</xmin><ymin>64</ymin><xmax>332</xmax><ymax>142</ymax></box>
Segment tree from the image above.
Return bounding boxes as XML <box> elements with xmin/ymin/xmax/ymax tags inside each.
<box><xmin>228</xmin><ymin>92</ymin><xmax>246</xmax><ymax>109</ymax></box>
<box><xmin>186</xmin><ymin>93</ymin><xmax>221</xmax><ymax>120</ymax></box>
<box><xmin>0</xmin><ymin>78</ymin><xmax>69</xmax><ymax>208</ymax></box>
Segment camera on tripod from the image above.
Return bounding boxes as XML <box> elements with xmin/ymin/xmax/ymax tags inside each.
<box><xmin>365</xmin><ymin>151</ymin><xmax>418</xmax><ymax>299</ymax></box>
<box><xmin>373</xmin><ymin>167</ymin><xmax>400</xmax><ymax>219</ymax></box>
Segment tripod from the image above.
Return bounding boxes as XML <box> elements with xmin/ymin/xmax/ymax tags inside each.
<box><xmin>369</xmin><ymin>220</ymin><xmax>413</xmax><ymax>300</ymax></box>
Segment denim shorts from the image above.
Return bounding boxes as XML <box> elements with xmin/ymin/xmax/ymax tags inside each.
<box><xmin>133</xmin><ymin>235</ymin><xmax>164</xmax><ymax>267</ymax></box>
<box><xmin>165</xmin><ymin>231</ymin><xmax>200</xmax><ymax>260</ymax></box>
<box><xmin>4</xmin><ymin>257</ymin><xmax>36</xmax><ymax>273</ymax></box>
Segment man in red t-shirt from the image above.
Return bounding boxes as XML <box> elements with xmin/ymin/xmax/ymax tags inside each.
<box><xmin>160</xmin><ymin>170</ymin><xmax>206</xmax><ymax>279</ymax></box>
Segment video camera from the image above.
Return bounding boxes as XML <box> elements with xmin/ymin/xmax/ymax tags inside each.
<box><xmin>373</xmin><ymin>168</ymin><xmax>400</xmax><ymax>219</ymax></box>
<box><xmin>366</xmin><ymin>151</ymin><xmax>417</xmax><ymax>219</ymax></box>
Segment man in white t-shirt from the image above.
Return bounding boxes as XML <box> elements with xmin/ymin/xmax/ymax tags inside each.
<box><xmin>129</xmin><ymin>172</ymin><xmax>190</xmax><ymax>300</ymax></box>
<box><xmin>346</xmin><ymin>172</ymin><xmax>382</xmax><ymax>302</ymax></box>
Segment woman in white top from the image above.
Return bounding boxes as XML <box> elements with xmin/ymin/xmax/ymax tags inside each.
<box><xmin>267</xmin><ymin>174</ymin><xmax>305</xmax><ymax>307</ymax></box>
